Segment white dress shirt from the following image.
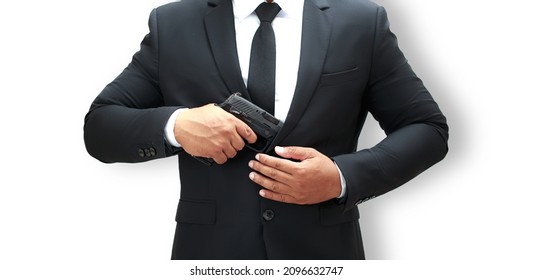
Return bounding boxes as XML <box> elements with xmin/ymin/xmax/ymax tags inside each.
<box><xmin>163</xmin><ymin>0</ymin><xmax>346</xmax><ymax>198</ymax></box>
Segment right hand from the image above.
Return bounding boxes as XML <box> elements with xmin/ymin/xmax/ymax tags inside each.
<box><xmin>173</xmin><ymin>104</ymin><xmax>257</xmax><ymax>164</ymax></box>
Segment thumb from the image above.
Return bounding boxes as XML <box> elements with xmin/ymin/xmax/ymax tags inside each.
<box><xmin>274</xmin><ymin>146</ymin><xmax>314</xmax><ymax>161</ymax></box>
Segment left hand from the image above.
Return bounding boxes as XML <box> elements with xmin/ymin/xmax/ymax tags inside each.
<box><xmin>248</xmin><ymin>146</ymin><xmax>342</xmax><ymax>205</ymax></box>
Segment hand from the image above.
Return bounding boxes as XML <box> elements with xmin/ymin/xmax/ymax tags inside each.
<box><xmin>248</xmin><ymin>146</ymin><xmax>342</xmax><ymax>205</ymax></box>
<box><xmin>173</xmin><ymin>104</ymin><xmax>257</xmax><ymax>164</ymax></box>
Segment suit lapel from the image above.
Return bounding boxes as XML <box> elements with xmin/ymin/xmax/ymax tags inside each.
<box><xmin>204</xmin><ymin>0</ymin><xmax>332</xmax><ymax>150</ymax></box>
<box><xmin>205</xmin><ymin>0</ymin><xmax>249</xmax><ymax>98</ymax></box>
<box><xmin>269</xmin><ymin>0</ymin><xmax>332</xmax><ymax>149</ymax></box>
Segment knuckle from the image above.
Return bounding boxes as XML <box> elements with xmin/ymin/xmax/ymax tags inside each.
<box><xmin>212</xmin><ymin>142</ymin><xmax>224</xmax><ymax>152</ymax></box>
<box><xmin>222</xmin><ymin>127</ymin><xmax>234</xmax><ymax>137</ymax></box>
<box><xmin>211</xmin><ymin>149</ymin><xmax>224</xmax><ymax>159</ymax></box>
<box><xmin>294</xmin><ymin>166</ymin><xmax>306</xmax><ymax>176</ymax></box>
<box><xmin>235</xmin><ymin>142</ymin><xmax>245</xmax><ymax>151</ymax></box>
<box><xmin>227</xmin><ymin>149</ymin><xmax>237</xmax><ymax>158</ymax></box>
<box><xmin>210</xmin><ymin>146</ymin><xmax>227</xmax><ymax>160</ymax></box>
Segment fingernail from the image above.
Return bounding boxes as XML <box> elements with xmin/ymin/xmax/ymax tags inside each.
<box><xmin>275</xmin><ymin>146</ymin><xmax>284</xmax><ymax>153</ymax></box>
<box><xmin>249</xmin><ymin>172</ymin><xmax>255</xmax><ymax>180</ymax></box>
<box><xmin>255</xmin><ymin>154</ymin><xmax>260</xmax><ymax>161</ymax></box>
<box><xmin>259</xmin><ymin>190</ymin><xmax>266</xmax><ymax>197</ymax></box>
<box><xmin>248</xmin><ymin>161</ymin><xmax>253</xmax><ymax>168</ymax></box>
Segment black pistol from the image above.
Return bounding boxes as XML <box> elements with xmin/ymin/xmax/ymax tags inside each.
<box><xmin>195</xmin><ymin>93</ymin><xmax>283</xmax><ymax>166</ymax></box>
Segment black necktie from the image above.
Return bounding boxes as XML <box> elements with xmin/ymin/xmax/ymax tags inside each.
<box><xmin>247</xmin><ymin>2</ymin><xmax>281</xmax><ymax>115</ymax></box>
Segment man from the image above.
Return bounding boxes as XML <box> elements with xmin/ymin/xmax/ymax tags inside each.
<box><xmin>84</xmin><ymin>0</ymin><xmax>448</xmax><ymax>259</ymax></box>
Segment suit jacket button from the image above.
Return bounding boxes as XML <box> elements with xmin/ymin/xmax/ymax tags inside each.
<box><xmin>149</xmin><ymin>148</ymin><xmax>156</xmax><ymax>157</ymax></box>
<box><xmin>263</xmin><ymin>209</ymin><xmax>275</xmax><ymax>221</ymax></box>
<box><xmin>144</xmin><ymin>148</ymin><xmax>151</xmax><ymax>157</ymax></box>
<box><xmin>138</xmin><ymin>149</ymin><xmax>145</xmax><ymax>158</ymax></box>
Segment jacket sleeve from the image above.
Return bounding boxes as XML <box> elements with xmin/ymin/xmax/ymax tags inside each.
<box><xmin>84</xmin><ymin>9</ymin><xmax>182</xmax><ymax>163</ymax></box>
<box><xmin>333</xmin><ymin>6</ymin><xmax>449</xmax><ymax>210</ymax></box>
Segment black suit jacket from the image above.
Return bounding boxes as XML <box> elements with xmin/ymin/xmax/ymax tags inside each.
<box><xmin>84</xmin><ymin>0</ymin><xmax>448</xmax><ymax>259</ymax></box>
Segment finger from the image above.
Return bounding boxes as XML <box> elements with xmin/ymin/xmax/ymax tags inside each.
<box><xmin>212</xmin><ymin>154</ymin><xmax>228</xmax><ymax>165</ymax></box>
<box><xmin>209</xmin><ymin>142</ymin><xmax>230</xmax><ymax>164</ymax></box>
<box><xmin>259</xmin><ymin>189</ymin><xmax>298</xmax><ymax>204</ymax></box>
<box><xmin>230</xmin><ymin>132</ymin><xmax>246</xmax><ymax>151</ymax></box>
<box><xmin>249</xmin><ymin>171</ymin><xmax>289</xmax><ymax>194</ymax></box>
<box><xmin>235</xmin><ymin>120</ymin><xmax>257</xmax><ymax>144</ymax></box>
<box><xmin>221</xmin><ymin>129</ymin><xmax>246</xmax><ymax>159</ymax></box>
<box><xmin>223</xmin><ymin>146</ymin><xmax>238</xmax><ymax>159</ymax></box>
<box><xmin>274</xmin><ymin>146</ymin><xmax>314</xmax><ymax>161</ymax></box>
<box><xmin>255</xmin><ymin>153</ymin><xmax>297</xmax><ymax>175</ymax></box>
<box><xmin>249</xmin><ymin>159</ymin><xmax>291</xmax><ymax>184</ymax></box>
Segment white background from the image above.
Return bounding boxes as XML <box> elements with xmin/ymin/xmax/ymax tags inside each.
<box><xmin>1</xmin><ymin>0</ymin><xmax>532</xmax><ymax>279</ymax></box>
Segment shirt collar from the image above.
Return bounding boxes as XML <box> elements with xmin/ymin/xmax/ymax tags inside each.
<box><xmin>233</xmin><ymin>0</ymin><xmax>304</xmax><ymax>22</ymax></box>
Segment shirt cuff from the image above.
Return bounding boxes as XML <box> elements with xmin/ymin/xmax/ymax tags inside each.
<box><xmin>164</xmin><ymin>108</ymin><xmax>189</xmax><ymax>148</ymax></box>
<box><xmin>334</xmin><ymin>162</ymin><xmax>347</xmax><ymax>199</ymax></box>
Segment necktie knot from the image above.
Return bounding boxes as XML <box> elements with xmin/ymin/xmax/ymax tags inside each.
<box><xmin>255</xmin><ymin>2</ymin><xmax>281</xmax><ymax>23</ymax></box>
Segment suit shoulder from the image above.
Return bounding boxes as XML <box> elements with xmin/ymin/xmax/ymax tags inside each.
<box><xmin>149</xmin><ymin>0</ymin><xmax>215</xmax><ymax>28</ymax></box>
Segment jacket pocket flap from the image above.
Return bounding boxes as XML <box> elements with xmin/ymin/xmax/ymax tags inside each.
<box><xmin>175</xmin><ymin>199</ymin><xmax>216</xmax><ymax>225</ymax></box>
<box><xmin>320</xmin><ymin>67</ymin><xmax>359</xmax><ymax>86</ymax></box>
